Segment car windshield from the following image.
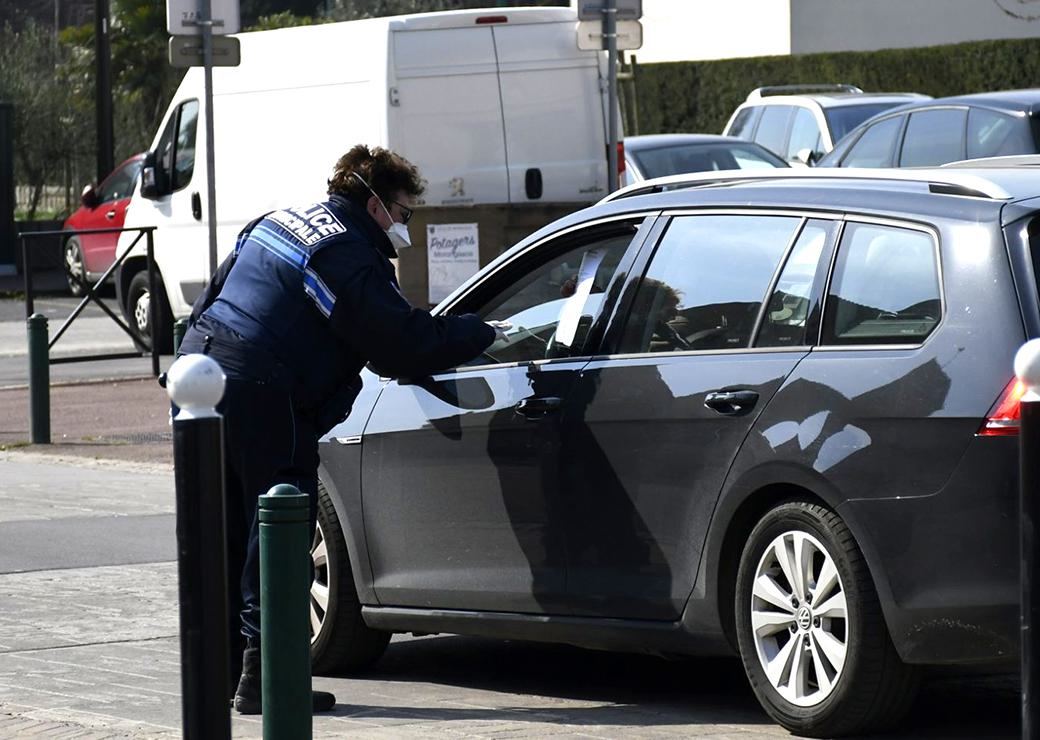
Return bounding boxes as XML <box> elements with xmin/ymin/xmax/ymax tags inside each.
<box><xmin>825</xmin><ymin>102</ymin><xmax>907</xmax><ymax>143</ymax></box>
<box><xmin>631</xmin><ymin>142</ymin><xmax>785</xmax><ymax>178</ymax></box>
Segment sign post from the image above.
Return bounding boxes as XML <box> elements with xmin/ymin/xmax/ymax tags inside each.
<box><xmin>575</xmin><ymin>0</ymin><xmax>642</xmax><ymax>194</ymax></box>
<box><xmin>167</xmin><ymin>0</ymin><xmax>240</xmax><ymax>277</ymax></box>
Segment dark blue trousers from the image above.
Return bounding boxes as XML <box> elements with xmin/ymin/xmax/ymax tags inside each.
<box><xmin>218</xmin><ymin>377</ymin><xmax>318</xmax><ymax>666</ymax></box>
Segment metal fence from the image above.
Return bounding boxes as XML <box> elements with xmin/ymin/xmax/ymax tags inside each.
<box><xmin>15</xmin><ymin>184</ymin><xmax>75</xmax><ymax>218</ymax></box>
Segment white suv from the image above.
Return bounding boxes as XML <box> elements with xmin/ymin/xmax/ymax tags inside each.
<box><xmin>722</xmin><ymin>84</ymin><xmax>928</xmax><ymax>166</ymax></box>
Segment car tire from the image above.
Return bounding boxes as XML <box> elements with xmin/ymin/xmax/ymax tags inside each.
<box><xmin>734</xmin><ymin>500</ymin><xmax>918</xmax><ymax>738</ymax></box>
<box><xmin>63</xmin><ymin>236</ymin><xmax>87</xmax><ymax>297</ymax></box>
<box><xmin>126</xmin><ymin>270</ymin><xmax>173</xmax><ymax>353</ymax></box>
<box><xmin>310</xmin><ymin>478</ymin><xmax>391</xmax><ymax>675</ymax></box>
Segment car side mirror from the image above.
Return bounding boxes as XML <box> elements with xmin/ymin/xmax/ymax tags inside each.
<box><xmin>80</xmin><ymin>184</ymin><xmax>99</xmax><ymax>209</ymax></box>
<box><xmin>140</xmin><ymin>150</ymin><xmax>160</xmax><ymax>199</ymax></box>
<box><xmin>796</xmin><ymin>148</ymin><xmax>820</xmax><ymax>167</ymax></box>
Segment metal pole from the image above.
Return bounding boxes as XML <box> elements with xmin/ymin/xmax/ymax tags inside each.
<box><xmin>260</xmin><ymin>484</ymin><xmax>313</xmax><ymax>738</ymax></box>
<box><xmin>174</xmin><ymin>318</ymin><xmax>189</xmax><ymax>355</ymax></box>
<box><xmin>604</xmin><ymin>0</ymin><xmax>618</xmax><ymax>194</ymax></box>
<box><xmin>200</xmin><ymin>0</ymin><xmax>219</xmax><ymax>277</ymax></box>
<box><xmin>1018</xmin><ymin>339</ymin><xmax>1040</xmax><ymax>740</ymax></box>
<box><xmin>27</xmin><ymin>314</ymin><xmax>49</xmax><ymax>444</ymax></box>
<box><xmin>94</xmin><ymin>0</ymin><xmax>114</xmax><ymax>182</ymax></box>
<box><xmin>21</xmin><ymin>235</ymin><xmax>32</xmax><ymax>318</ymax></box>
<box><xmin>166</xmin><ymin>354</ymin><xmax>231</xmax><ymax>740</ymax></box>
<box><xmin>147</xmin><ymin>229</ymin><xmax>160</xmax><ymax>376</ymax></box>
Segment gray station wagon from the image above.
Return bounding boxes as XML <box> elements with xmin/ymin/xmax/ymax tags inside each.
<box><xmin>309</xmin><ymin>166</ymin><xmax>1036</xmax><ymax>737</ymax></box>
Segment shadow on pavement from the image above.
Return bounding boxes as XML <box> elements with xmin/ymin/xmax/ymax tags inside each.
<box><xmin>321</xmin><ymin>634</ymin><xmax>1019</xmax><ymax>737</ymax></box>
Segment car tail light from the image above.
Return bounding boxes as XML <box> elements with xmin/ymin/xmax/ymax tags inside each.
<box><xmin>476</xmin><ymin>15</ymin><xmax>507</xmax><ymax>24</ymax></box>
<box><xmin>979</xmin><ymin>378</ymin><xmax>1027</xmax><ymax>436</ymax></box>
<box><xmin>617</xmin><ymin>141</ymin><xmax>626</xmax><ymax>187</ymax></box>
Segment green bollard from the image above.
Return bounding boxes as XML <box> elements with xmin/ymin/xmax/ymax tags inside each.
<box><xmin>26</xmin><ymin>313</ymin><xmax>49</xmax><ymax>444</ymax></box>
<box><xmin>259</xmin><ymin>483</ymin><xmax>312</xmax><ymax>739</ymax></box>
<box><xmin>173</xmin><ymin>318</ymin><xmax>189</xmax><ymax>355</ymax></box>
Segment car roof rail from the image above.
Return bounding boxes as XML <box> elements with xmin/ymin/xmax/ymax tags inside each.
<box><xmin>746</xmin><ymin>84</ymin><xmax>864</xmax><ymax>100</ymax></box>
<box><xmin>599</xmin><ymin>168</ymin><xmax>1013</xmax><ymax>204</ymax></box>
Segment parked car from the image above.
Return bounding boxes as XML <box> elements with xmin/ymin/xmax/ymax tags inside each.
<box><xmin>722</xmin><ymin>84</ymin><xmax>929</xmax><ymax>166</ymax></box>
<box><xmin>310</xmin><ymin>165</ymin><xmax>1035</xmax><ymax>736</ymax></box>
<box><xmin>817</xmin><ymin>89</ymin><xmax>1040</xmax><ymax>168</ymax></box>
<box><xmin>61</xmin><ymin>154</ymin><xmax>144</xmax><ymax>296</ymax></box>
<box><xmin>623</xmin><ymin>134</ymin><xmax>787</xmax><ymax>185</ymax></box>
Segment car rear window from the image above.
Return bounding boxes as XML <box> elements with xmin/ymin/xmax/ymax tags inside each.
<box><xmin>899</xmin><ymin>108</ymin><xmax>967</xmax><ymax>167</ymax></box>
<box><xmin>822</xmin><ymin>222</ymin><xmax>941</xmax><ymax>345</ymax></box>
<box><xmin>824</xmin><ymin>102</ymin><xmax>906</xmax><ymax>143</ymax></box>
<box><xmin>631</xmin><ymin>142</ymin><xmax>783</xmax><ymax>178</ymax></box>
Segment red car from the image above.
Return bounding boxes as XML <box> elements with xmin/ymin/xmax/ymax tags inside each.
<box><xmin>61</xmin><ymin>154</ymin><xmax>145</xmax><ymax>296</ymax></box>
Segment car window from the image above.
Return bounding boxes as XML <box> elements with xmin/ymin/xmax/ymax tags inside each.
<box><xmin>731</xmin><ymin>145</ymin><xmax>786</xmax><ymax>169</ymax></box>
<box><xmin>631</xmin><ymin>142</ymin><xmax>783</xmax><ymax>177</ymax></box>
<box><xmin>786</xmin><ymin>107</ymin><xmax>822</xmax><ymax>161</ymax></box>
<box><xmin>841</xmin><ymin>116</ymin><xmax>903</xmax><ymax>167</ymax></box>
<box><xmin>822</xmin><ymin>222</ymin><xmax>940</xmax><ymax>345</ymax></box>
<box><xmin>618</xmin><ymin>215</ymin><xmax>800</xmax><ymax>354</ymax></box>
<box><xmin>967</xmin><ymin>108</ymin><xmax>1035</xmax><ymax>159</ymax></box>
<box><xmin>755</xmin><ymin>220</ymin><xmax>835</xmax><ymax>348</ymax></box>
<box><xmin>899</xmin><ymin>108</ymin><xmax>967</xmax><ymax>167</ymax></box>
<box><xmin>97</xmin><ymin>159</ymin><xmax>142</xmax><ymax>203</ymax></box>
<box><xmin>754</xmin><ymin>106</ymin><xmax>794</xmax><ymax>158</ymax></box>
<box><xmin>467</xmin><ymin>225</ymin><xmax>635</xmax><ymax>365</ymax></box>
<box><xmin>172</xmin><ymin>100</ymin><xmax>200</xmax><ymax>190</ymax></box>
<box><xmin>823</xmin><ymin>102</ymin><xmax>906</xmax><ymax>144</ymax></box>
<box><xmin>728</xmin><ymin>107</ymin><xmax>761</xmax><ymax>139</ymax></box>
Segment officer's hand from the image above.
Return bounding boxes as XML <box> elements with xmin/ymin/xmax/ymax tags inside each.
<box><xmin>486</xmin><ymin>320</ymin><xmax>512</xmax><ymax>343</ymax></box>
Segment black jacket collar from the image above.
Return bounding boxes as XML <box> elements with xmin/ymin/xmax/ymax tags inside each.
<box><xmin>328</xmin><ymin>193</ymin><xmax>397</xmax><ymax>260</ymax></box>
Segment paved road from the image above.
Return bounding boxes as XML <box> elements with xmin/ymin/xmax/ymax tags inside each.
<box><xmin>0</xmin><ymin>453</ymin><xmax>1021</xmax><ymax>739</ymax></box>
<box><xmin>0</xmin><ymin>295</ymin><xmax>173</xmax><ymax>388</ymax></box>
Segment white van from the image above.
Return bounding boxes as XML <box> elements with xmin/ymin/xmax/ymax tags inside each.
<box><xmin>116</xmin><ymin>7</ymin><xmax>614</xmax><ymax>350</ymax></box>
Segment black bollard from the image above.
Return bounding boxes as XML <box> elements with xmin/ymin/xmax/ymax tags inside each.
<box><xmin>166</xmin><ymin>354</ymin><xmax>231</xmax><ymax>740</ymax></box>
<box><xmin>26</xmin><ymin>313</ymin><xmax>49</xmax><ymax>444</ymax></box>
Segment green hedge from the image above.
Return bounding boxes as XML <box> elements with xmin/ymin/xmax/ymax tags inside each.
<box><xmin>633</xmin><ymin>37</ymin><xmax>1040</xmax><ymax>135</ymax></box>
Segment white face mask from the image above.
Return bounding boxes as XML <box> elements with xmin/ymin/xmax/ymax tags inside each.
<box><xmin>352</xmin><ymin>172</ymin><xmax>412</xmax><ymax>250</ymax></box>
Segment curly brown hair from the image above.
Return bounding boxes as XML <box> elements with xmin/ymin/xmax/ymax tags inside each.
<box><xmin>327</xmin><ymin>144</ymin><xmax>425</xmax><ymax>204</ymax></box>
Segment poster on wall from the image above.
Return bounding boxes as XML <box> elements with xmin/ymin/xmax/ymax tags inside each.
<box><xmin>427</xmin><ymin>223</ymin><xmax>480</xmax><ymax>305</ymax></box>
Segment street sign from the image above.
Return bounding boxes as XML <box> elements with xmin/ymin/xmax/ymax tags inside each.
<box><xmin>576</xmin><ymin>20</ymin><xmax>643</xmax><ymax>51</ymax></box>
<box><xmin>577</xmin><ymin>0</ymin><xmax>642</xmax><ymax>21</ymax></box>
<box><xmin>169</xmin><ymin>35</ymin><xmax>241</xmax><ymax>67</ymax></box>
<box><xmin>167</xmin><ymin>0</ymin><xmax>240</xmax><ymax>35</ymax></box>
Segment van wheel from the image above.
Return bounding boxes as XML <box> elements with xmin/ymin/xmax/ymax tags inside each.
<box><xmin>310</xmin><ymin>479</ymin><xmax>390</xmax><ymax>675</ymax></box>
<box><xmin>126</xmin><ymin>271</ymin><xmax>173</xmax><ymax>353</ymax></box>
<box><xmin>734</xmin><ymin>501</ymin><xmax>918</xmax><ymax>737</ymax></box>
<box><xmin>63</xmin><ymin>236</ymin><xmax>87</xmax><ymax>297</ymax></box>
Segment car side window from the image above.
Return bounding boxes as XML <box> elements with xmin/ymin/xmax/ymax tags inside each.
<box><xmin>967</xmin><ymin>108</ymin><xmax>1034</xmax><ymax>159</ymax></box>
<box><xmin>754</xmin><ymin>106</ymin><xmax>794</xmax><ymax>158</ymax></box>
<box><xmin>466</xmin><ymin>224</ymin><xmax>636</xmax><ymax>366</ymax></box>
<box><xmin>786</xmin><ymin>107</ymin><xmax>822</xmax><ymax>162</ymax></box>
<box><xmin>899</xmin><ymin>108</ymin><xmax>967</xmax><ymax>167</ymax></box>
<box><xmin>97</xmin><ymin>160</ymin><xmax>142</xmax><ymax>203</ymax></box>
<box><xmin>822</xmin><ymin>222</ymin><xmax>941</xmax><ymax>345</ymax></box>
<box><xmin>841</xmin><ymin>116</ymin><xmax>902</xmax><ymax>167</ymax></box>
<box><xmin>755</xmin><ymin>219</ymin><xmax>835</xmax><ymax>348</ymax></box>
<box><xmin>618</xmin><ymin>215</ymin><xmax>800</xmax><ymax>354</ymax></box>
<box><xmin>729</xmin><ymin>107</ymin><xmax>761</xmax><ymax>139</ymax></box>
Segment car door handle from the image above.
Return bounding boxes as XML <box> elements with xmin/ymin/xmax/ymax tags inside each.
<box><xmin>105</xmin><ymin>209</ymin><xmax>117</xmax><ymax>220</ymax></box>
<box><xmin>191</xmin><ymin>191</ymin><xmax>203</xmax><ymax>221</ymax></box>
<box><xmin>515</xmin><ymin>396</ymin><xmax>562</xmax><ymax>419</ymax></box>
<box><xmin>704</xmin><ymin>390</ymin><xmax>759</xmax><ymax>416</ymax></box>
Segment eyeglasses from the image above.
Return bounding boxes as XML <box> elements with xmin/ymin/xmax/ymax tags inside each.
<box><xmin>391</xmin><ymin>200</ymin><xmax>413</xmax><ymax>225</ymax></box>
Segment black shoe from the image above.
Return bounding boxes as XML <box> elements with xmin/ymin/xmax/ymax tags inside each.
<box><xmin>232</xmin><ymin>646</ymin><xmax>337</xmax><ymax>715</ymax></box>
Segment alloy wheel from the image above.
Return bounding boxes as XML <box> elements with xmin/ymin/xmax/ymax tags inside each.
<box><xmin>133</xmin><ymin>291</ymin><xmax>150</xmax><ymax>334</ymax></box>
<box><xmin>750</xmin><ymin>529</ymin><xmax>848</xmax><ymax>707</ymax></box>
<box><xmin>310</xmin><ymin>518</ymin><xmax>331</xmax><ymax>644</ymax></box>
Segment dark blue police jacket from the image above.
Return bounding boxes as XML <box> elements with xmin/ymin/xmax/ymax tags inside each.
<box><xmin>179</xmin><ymin>194</ymin><xmax>494</xmax><ymax>433</ymax></box>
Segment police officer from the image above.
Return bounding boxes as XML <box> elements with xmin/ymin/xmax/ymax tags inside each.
<box><xmin>178</xmin><ymin>144</ymin><xmax>497</xmax><ymax>714</ymax></box>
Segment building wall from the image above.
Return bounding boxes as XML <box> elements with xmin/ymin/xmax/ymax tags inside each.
<box><xmin>621</xmin><ymin>0</ymin><xmax>791</xmax><ymax>63</ymax></box>
<box><xmin>791</xmin><ymin>0</ymin><xmax>1040</xmax><ymax>54</ymax></box>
